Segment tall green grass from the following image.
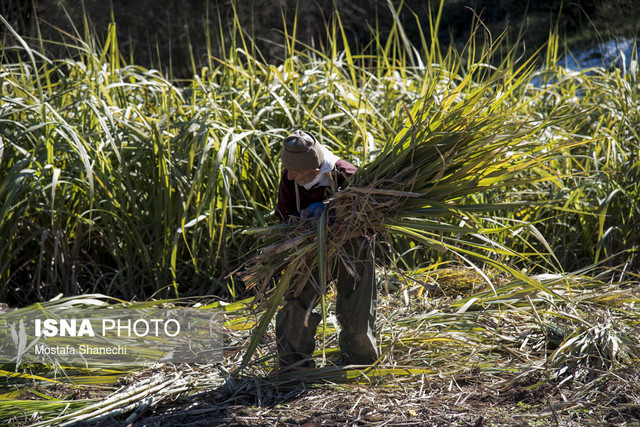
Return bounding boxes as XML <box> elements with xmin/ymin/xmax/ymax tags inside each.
<box><xmin>0</xmin><ymin>18</ymin><xmax>278</xmax><ymax>302</ymax></box>
<box><xmin>0</xmin><ymin>9</ymin><xmax>422</xmax><ymax>303</ymax></box>
<box><xmin>1</xmin><ymin>6</ymin><xmax>639</xmax><ymax>424</ymax></box>
<box><xmin>516</xmin><ymin>33</ymin><xmax>640</xmax><ymax>269</ymax></box>
<box><xmin>1</xmin><ymin>5</ymin><xmax>638</xmax><ymax>305</ymax></box>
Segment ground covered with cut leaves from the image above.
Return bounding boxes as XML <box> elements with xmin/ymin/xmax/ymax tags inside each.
<box><xmin>5</xmin><ymin>267</ymin><xmax>640</xmax><ymax>426</ymax></box>
<box><xmin>13</xmin><ymin>362</ymin><xmax>640</xmax><ymax>426</ymax></box>
<box><xmin>120</xmin><ymin>366</ymin><xmax>640</xmax><ymax>426</ymax></box>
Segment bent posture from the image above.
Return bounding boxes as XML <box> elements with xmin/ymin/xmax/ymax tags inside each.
<box><xmin>275</xmin><ymin>130</ymin><xmax>378</xmax><ymax>369</ymax></box>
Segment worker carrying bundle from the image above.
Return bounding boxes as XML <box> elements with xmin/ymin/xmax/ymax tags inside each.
<box><xmin>274</xmin><ymin>130</ymin><xmax>377</xmax><ymax>369</ymax></box>
<box><xmin>239</xmin><ymin>82</ymin><xmax>567</xmax><ymax>372</ymax></box>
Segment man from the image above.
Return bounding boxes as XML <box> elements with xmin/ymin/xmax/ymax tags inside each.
<box><xmin>274</xmin><ymin>130</ymin><xmax>378</xmax><ymax>369</ymax></box>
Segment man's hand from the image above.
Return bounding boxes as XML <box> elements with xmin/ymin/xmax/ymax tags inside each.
<box><xmin>303</xmin><ymin>202</ymin><xmax>325</xmax><ymax>218</ymax></box>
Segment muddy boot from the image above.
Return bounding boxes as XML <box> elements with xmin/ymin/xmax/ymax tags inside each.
<box><xmin>275</xmin><ymin>283</ymin><xmax>321</xmax><ymax>369</ymax></box>
<box><xmin>335</xmin><ymin>237</ymin><xmax>378</xmax><ymax>365</ymax></box>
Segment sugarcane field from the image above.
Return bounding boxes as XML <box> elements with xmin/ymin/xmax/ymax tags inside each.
<box><xmin>1</xmin><ymin>0</ymin><xmax>640</xmax><ymax>425</ymax></box>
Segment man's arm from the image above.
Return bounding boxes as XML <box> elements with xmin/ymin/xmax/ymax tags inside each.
<box><xmin>275</xmin><ymin>160</ymin><xmax>357</xmax><ymax>222</ymax></box>
<box><xmin>334</xmin><ymin>159</ymin><xmax>357</xmax><ymax>187</ymax></box>
<box><xmin>275</xmin><ymin>170</ymin><xmax>297</xmax><ymax>222</ymax></box>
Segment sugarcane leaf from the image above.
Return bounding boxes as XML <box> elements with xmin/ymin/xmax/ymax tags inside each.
<box><xmin>240</xmin><ymin>262</ymin><xmax>296</xmax><ymax>368</ymax></box>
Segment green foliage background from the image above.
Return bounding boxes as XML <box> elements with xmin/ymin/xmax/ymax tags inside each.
<box><xmin>0</xmin><ymin>2</ymin><xmax>639</xmax><ymax>306</ymax></box>
<box><xmin>3</xmin><ymin>0</ymin><xmax>640</xmax><ymax>78</ymax></box>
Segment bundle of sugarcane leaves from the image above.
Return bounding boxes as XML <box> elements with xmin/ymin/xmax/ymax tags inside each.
<box><xmin>238</xmin><ymin>67</ymin><xmax>579</xmax><ymax>367</ymax></box>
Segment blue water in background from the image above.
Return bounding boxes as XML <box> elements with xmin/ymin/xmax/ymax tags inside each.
<box><xmin>559</xmin><ymin>38</ymin><xmax>638</xmax><ymax>74</ymax></box>
<box><xmin>532</xmin><ymin>38</ymin><xmax>638</xmax><ymax>87</ymax></box>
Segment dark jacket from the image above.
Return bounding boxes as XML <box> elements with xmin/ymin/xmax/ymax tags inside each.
<box><xmin>275</xmin><ymin>159</ymin><xmax>357</xmax><ymax>222</ymax></box>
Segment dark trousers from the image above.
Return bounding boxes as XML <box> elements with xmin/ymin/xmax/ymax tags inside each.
<box><xmin>275</xmin><ymin>237</ymin><xmax>378</xmax><ymax>367</ymax></box>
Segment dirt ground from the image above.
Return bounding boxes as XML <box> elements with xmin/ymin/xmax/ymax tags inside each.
<box><xmin>81</xmin><ymin>367</ymin><xmax>640</xmax><ymax>426</ymax></box>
